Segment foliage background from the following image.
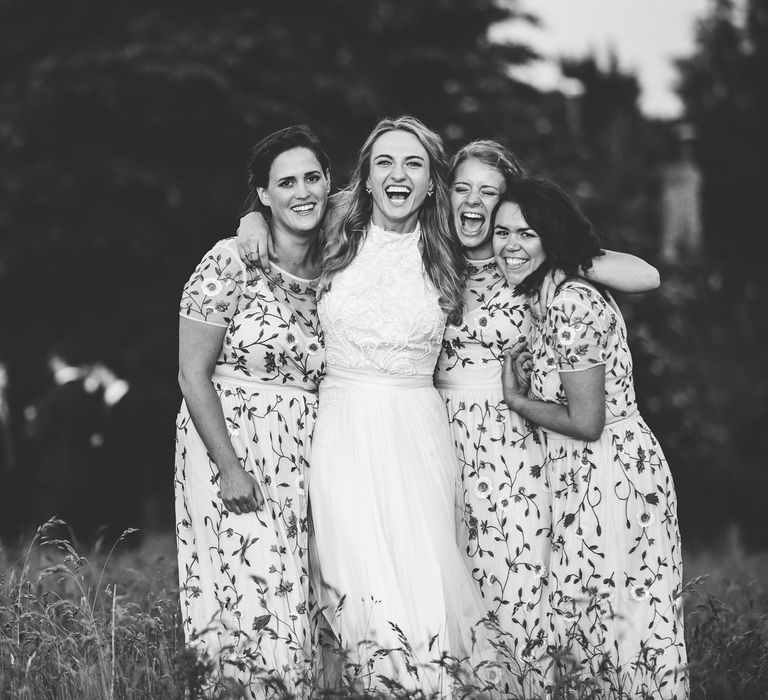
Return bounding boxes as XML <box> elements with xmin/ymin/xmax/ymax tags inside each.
<box><xmin>0</xmin><ymin>0</ymin><xmax>766</xmax><ymax>549</ymax></box>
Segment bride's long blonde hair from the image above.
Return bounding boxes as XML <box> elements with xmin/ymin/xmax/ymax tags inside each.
<box><xmin>317</xmin><ymin>116</ymin><xmax>465</xmax><ymax>324</ymax></box>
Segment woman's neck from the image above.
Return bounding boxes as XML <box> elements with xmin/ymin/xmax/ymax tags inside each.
<box><xmin>270</xmin><ymin>225</ymin><xmax>321</xmax><ymax>279</ymax></box>
<box><xmin>371</xmin><ymin>210</ymin><xmax>419</xmax><ymax>234</ymax></box>
<box><xmin>463</xmin><ymin>242</ymin><xmax>494</xmax><ymax>261</ymax></box>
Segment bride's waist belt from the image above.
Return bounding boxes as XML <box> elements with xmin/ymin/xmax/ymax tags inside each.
<box><xmin>323</xmin><ymin>366</ymin><xmax>433</xmax><ymax>390</ymax></box>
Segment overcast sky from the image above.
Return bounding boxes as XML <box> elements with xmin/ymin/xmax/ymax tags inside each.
<box><xmin>492</xmin><ymin>0</ymin><xmax>718</xmax><ymax>118</ymax></box>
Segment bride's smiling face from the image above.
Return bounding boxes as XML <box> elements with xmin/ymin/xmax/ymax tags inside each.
<box><xmin>367</xmin><ymin>130</ymin><xmax>432</xmax><ymax>233</ymax></box>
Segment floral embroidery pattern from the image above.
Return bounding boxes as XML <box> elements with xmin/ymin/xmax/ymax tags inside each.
<box><xmin>435</xmin><ymin>259</ymin><xmax>551</xmax><ymax>695</ymax></box>
<box><xmin>529</xmin><ymin>280</ymin><xmax>687</xmax><ymax>697</ymax></box>
<box><xmin>175</xmin><ymin>238</ymin><xmax>325</xmax><ymax>697</ymax></box>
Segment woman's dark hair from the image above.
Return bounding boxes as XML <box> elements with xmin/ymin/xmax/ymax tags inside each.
<box><xmin>492</xmin><ymin>177</ymin><xmax>603</xmax><ymax>297</ymax></box>
<box><xmin>242</xmin><ymin>125</ymin><xmax>331</xmax><ymax>217</ymax></box>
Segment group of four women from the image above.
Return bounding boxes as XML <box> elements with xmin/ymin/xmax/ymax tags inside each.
<box><xmin>175</xmin><ymin>116</ymin><xmax>687</xmax><ymax>698</ymax></box>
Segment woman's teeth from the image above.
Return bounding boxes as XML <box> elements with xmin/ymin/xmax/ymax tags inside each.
<box><xmin>385</xmin><ymin>186</ymin><xmax>411</xmax><ymax>202</ymax></box>
<box><xmin>504</xmin><ymin>257</ymin><xmax>528</xmax><ymax>267</ymax></box>
<box><xmin>460</xmin><ymin>212</ymin><xmax>485</xmax><ymax>234</ymax></box>
<box><xmin>291</xmin><ymin>203</ymin><xmax>315</xmax><ymax>214</ymax></box>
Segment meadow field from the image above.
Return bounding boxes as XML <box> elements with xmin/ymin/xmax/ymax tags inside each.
<box><xmin>1</xmin><ymin>522</ymin><xmax>766</xmax><ymax>699</ymax></box>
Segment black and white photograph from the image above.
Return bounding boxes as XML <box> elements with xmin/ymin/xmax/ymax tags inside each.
<box><xmin>1</xmin><ymin>0</ymin><xmax>766</xmax><ymax>697</ymax></box>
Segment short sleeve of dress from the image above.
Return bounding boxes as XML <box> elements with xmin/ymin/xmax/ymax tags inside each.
<box><xmin>546</xmin><ymin>283</ymin><xmax>609</xmax><ymax>373</ymax></box>
<box><xmin>180</xmin><ymin>239</ymin><xmax>247</xmax><ymax>328</ymax></box>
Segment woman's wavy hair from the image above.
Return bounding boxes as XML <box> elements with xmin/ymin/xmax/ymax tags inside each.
<box><xmin>241</xmin><ymin>124</ymin><xmax>331</xmax><ymax>218</ymax></box>
<box><xmin>493</xmin><ymin>177</ymin><xmax>603</xmax><ymax>297</ymax></box>
<box><xmin>449</xmin><ymin>139</ymin><xmax>525</xmax><ymax>190</ymax></box>
<box><xmin>318</xmin><ymin>116</ymin><xmax>465</xmax><ymax>323</ymax></box>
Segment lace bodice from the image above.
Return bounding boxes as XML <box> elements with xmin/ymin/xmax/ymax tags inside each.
<box><xmin>434</xmin><ymin>257</ymin><xmax>531</xmax><ymax>388</ymax></box>
<box><xmin>318</xmin><ymin>222</ymin><xmax>446</xmax><ymax>376</ymax></box>
<box><xmin>180</xmin><ymin>238</ymin><xmax>324</xmax><ymax>390</ymax></box>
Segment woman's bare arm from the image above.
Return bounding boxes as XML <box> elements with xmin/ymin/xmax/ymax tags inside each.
<box><xmin>583</xmin><ymin>250</ymin><xmax>660</xmax><ymax>293</ymax></box>
<box><xmin>178</xmin><ymin>318</ymin><xmax>263</xmax><ymax>514</ymax></box>
<box><xmin>502</xmin><ymin>348</ymin><xmax>606</xmax><ymax>440</ymax></box>
<box><xmin>236</xmin><ymin>189</ymin><xmax>351</xmax><ymax>269</ymax></box>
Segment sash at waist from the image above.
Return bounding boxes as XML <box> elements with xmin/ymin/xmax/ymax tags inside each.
<box><xmin>434</xmin><ymin>364</ymin><xmax>501</xmax><ymax>391</ymax></box>
<box><xmin>323</xmin><ymin>366</ymin><xmax>433</xmax><ymax>390</ymax></box>
<box><xmin>542</xmin><ymin>411</ymin><xmax>641</xmax><ymax>441</ymax></box>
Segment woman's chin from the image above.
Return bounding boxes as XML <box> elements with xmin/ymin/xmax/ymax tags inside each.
<box><xmin>499</xmin><ymin>267</ymin><xmax>529</xmax><ymax>287</ymax></box>
<box><xmin>457</xmin><ymin>231</ymin><xmax>490</xmax><ymax>252</ymax></box>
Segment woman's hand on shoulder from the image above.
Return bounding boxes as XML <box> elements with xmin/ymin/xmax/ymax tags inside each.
<box><xmin>237</xmin><ymin>211</ymin><xmax>273</xmax><ymax>271</ymax></box>
<box><xmin>536</xmin><ymin>269</ymin><xmax>567</xmax><ymax>318</ymax></box>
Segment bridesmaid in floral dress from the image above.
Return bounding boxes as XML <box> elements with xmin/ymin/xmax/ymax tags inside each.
<box><xmin>498</xmin><ymin>178</ymin><xmax>687</xmax><ymax>698</ymax></box>
<box><xmin>175</xmin><ymin>125</ymin><xmax>328</xmax><ymax>698</ymax></box>
<box><xmin>435</xmin><ymin>142</ymin><xmax>661</xmax><ymax>693</ymax></box>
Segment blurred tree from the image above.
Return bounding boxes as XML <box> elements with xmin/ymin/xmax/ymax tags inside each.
<box><xmin>557</xmin><ymin>53</ymin><xmax>673</xmax><ymax>257</ymax></box>
<box><xmin>0</xmin><ymin>0</ymin><xmax>540</xmax><ymax>377</ymax></box>
<box><xmin>655</xmin><ymin>0</ymin><xmax>768</xmax><ymax>547</ymax></box>
<box><xmin>0</xmin><ymin>0</ymin><xmax>547</xmax><ymax>532</ymax></box>
<box><xmin>677</xmin><ymin>0</ymin><xmax>768</xmax><ymax>283</ymax></box>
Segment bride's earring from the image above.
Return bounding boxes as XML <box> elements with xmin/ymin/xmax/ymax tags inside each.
<box><xmin>365</xmin><ymin>184</ymin><xmax>372</xmax><ymax>194</ymax></box>
<box><xmin>427</xmin><ymin>185</ymin><xmax>434</xmax><ymax>197</ymax></box>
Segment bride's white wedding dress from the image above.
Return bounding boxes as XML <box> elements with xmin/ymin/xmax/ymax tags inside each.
<box><xmin>309</xmin><ymin>222</ymin><xmax>487</xmax><ymax>692</ymax></box>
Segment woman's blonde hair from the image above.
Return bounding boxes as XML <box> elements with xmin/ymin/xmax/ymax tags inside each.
<box><xmin>449</xmin><ymin>139</ymin><xmax>524</xmax><ymax>190</ymax></box>
<box><xmin>318</xmin><ymin>116</ymin><xmax>465</xmax><ymax>323</ymax></box>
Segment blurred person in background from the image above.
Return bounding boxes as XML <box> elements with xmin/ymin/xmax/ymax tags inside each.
<box><xmin>28</xmin><ymin>340</ymin><xmax>102</xmax><ymax>538</ymax></box>
<box><xmin>0</xmin><ymin>360</ymin><xmax>21</xmax><ymax>539</ymax></box>
<box><xmin>499</xmin><ymin>178</ymin><xmax>687</xmax><ymax>698</ymax></box>
<box><xmin>0</xmin><ymin>362</ymin><xmax>15</xmax><ymax>474</ymax></box>
<box><xmin>86</xmin><ymin>358</ymin><xmax>145</xmax><ymax>545</ymax></box>
<box><xmin>176</xmin><ymin>125</ymin><xmax>328</xmax><ymax>698</ymax></box>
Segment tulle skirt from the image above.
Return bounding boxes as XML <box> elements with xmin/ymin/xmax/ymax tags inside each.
<box><xmin>308</xmin><ymin>367</ymin><xmax>490</xmax><ymax>693</ymax></box>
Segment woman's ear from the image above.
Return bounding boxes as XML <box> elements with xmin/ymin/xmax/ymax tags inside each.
<box><xmin>257</xmin><ymin>187</ymin><xmax>269</xmax><ymax>208</ymax></box>
<box><xmin>324</xmin><ymin>170</ymin><xmax>331</xmax><ymax>193</ymax></box>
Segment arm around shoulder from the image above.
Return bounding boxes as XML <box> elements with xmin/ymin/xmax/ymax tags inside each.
<box><xmin>583</xmin><ymin>250</ymin><xmax>660</xmax><ymax>293</ymax></box>
<box><xmin>237</xmin><ymin>211</ymin><xmax>272</xmax><ymax>271</ymax></box>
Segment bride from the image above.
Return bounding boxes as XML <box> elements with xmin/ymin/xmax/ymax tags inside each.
<box><xmin>243</xmin><ymin>116</ymin><xmax>490</xmax><ymax>694</ymax></box>
<box><xmin>310</xmin><ymin>116</ymin><xmax>488</xmax><ymax>691</ymax></box>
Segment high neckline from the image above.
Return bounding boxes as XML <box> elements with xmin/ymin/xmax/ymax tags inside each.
<box><xmin>464</xmin><ymin>256</ymin><xmax>505</xmax><ymax>290</ymax></box>
<box><xmin>465</xmin><ymin>256</ymin><xmax>496</xmax><ymax>273</ymax></box>
<box><xmin>369</xmin><ymin>220</ymin><xmax>421</xmax><ymax>238</ymax></box>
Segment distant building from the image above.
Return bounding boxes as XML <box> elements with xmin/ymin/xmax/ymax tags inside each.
<box><xmin>660</xmin><ymin>124</ymin><xmax>703</xmax><ymax>264</ymax></box>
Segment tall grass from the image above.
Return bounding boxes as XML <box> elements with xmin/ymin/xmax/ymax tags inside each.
<box><xmin>683</xmin><ymin>531</ymin><xmax>768</xmax><ymax>699</ymax></box>
<box><xmin>1</xmin><ymin>521</ymin><xmax>767</xmax><ymax>699</ymax></box>
<box><xmin>0</xmin><ymin>520</ymin><xmax>194</xmax><ymax>700</ymax></box>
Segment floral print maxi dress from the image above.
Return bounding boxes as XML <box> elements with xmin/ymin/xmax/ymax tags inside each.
<box><xmin>530</xmin><ymin>280</ymin><xmax>687</xmax><ymax>699</ymax></box>
<box><xmin>175</xmin><ymin>238</ymin><xmax>324</xmax><ymax>698</ymax></box>
<box><xmin>434</xmin><ymin>258</ymin><xmax>552</xmax><ymax>694</ymax></box>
